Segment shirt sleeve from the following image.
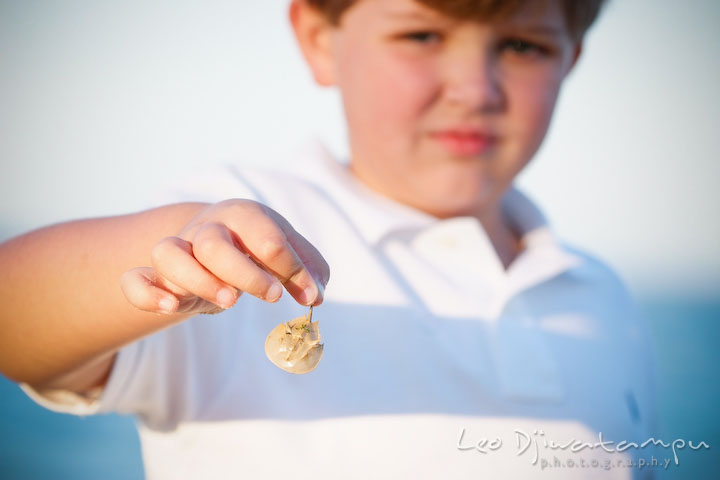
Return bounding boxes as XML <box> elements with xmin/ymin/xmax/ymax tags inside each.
<box><xmin>19</xmin><ymin>339</ymin><xmax>143</xmax><ymax>417</ymax></box>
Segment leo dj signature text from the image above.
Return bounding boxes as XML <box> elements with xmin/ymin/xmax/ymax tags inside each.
<box><xmin>456</xmin><ymin>427</ymin><xmax>710</xmax><ymax>466</ymax></box>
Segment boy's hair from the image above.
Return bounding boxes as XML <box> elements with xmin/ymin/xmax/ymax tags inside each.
<box><xmin>307</xmin><ymin>0</ymin><xmax>607</xmax><ymax>43</ymax></box>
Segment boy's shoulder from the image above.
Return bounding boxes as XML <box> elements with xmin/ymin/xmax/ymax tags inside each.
<box><xmin>559</xmin><ymin>240</ymin><xmax>640</xmax><ymax>309</ymax></box>
<box><xmin>151</xmin><ymin>146</ymin><xmax>328</xmax><ymax>207</ymax></box>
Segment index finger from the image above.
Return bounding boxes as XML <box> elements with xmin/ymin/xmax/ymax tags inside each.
<box><xmin>227</xmin><ymin>202</ymin><xmax>329</xmax><ymax>306</ymax></box>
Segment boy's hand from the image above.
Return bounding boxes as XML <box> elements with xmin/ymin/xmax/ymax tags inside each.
<box><xmin>120</xmin><ymin>199</ymin><xmax>329</xmax><ymax>315</ymax></box>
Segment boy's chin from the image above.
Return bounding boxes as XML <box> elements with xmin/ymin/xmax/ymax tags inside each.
<box><xmin>408</xmin><ymin>191</ymin><xmax>496</xmax><ymax>220</ymax></box>
<box><xmin>410</xmin><ymin>179</ymin><xmax>499</xmax><ymax>218</ymax></box>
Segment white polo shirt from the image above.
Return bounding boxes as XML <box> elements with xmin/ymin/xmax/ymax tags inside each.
<box><xmin>23</xmin><ymin>141</ymin><xmax>657</xmax><ymax>479</ymax></box>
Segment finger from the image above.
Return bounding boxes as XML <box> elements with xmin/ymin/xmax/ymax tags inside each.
<box><xmin>120</xmin><ymin>267</ymin><xmax>179</xmax><ymax>314</ymax></box>
<box><xmin>272</xmin><ymin>214</ymin><xmax>330</xmax><ymax>306</ymax></box>
<box><xmin>191</xmin><ymin>223</ymin><xmax>284</xmax><ymax>302</ymax></box>
<box><xmin>151</xmin><ymin>236</ymin><xmax>238</xmax><ymax>310</ymax></box>
<box><xmin>120</xmin><ymin>267</ymin><xmax>223</xmax><ymax>315</ymax></box>
<box><xmin>227</xmin><ymin>206</ymin><xmax>324</xmax><ymax>306</ymax></box>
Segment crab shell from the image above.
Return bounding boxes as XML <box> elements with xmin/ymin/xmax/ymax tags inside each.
<box><xmin>264</xmin><ymin>315</ymin><xmax>324</xmax><ymax>374</ymax></box>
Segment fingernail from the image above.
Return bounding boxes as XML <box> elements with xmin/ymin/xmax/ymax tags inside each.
<box><xmin>216</xmin><ymin>288</ymin><xmax>235</xmax><ymax>309</ymax></box>
<box><xmin>314</xmin><ymin>277</ymin><xmax>325</xmax><ymax>304</ymax></box>
<box><xmin>301</xmin><ymin>282</ymin><xmax>318</xmax><ymax>306</ymax></box>
<box><xmin>267</xmin><ymin>281</ymin><xmax>283</xmax><ymax>302</ymax></box>
<box><xmin>159</xmin><ymin>297</ymin><xmax>176</xmax><ymax>313</ymax></box>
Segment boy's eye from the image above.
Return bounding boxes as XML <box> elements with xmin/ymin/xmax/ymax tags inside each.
<box><xmin>499</xmin><ymin>38</ymin><xmax>549</xmax><ymax>56</ymax></box>
<box><xmin>402</xmin><ymin>31</ymin><xmax>443</xmax><ymax>44</ymax></box>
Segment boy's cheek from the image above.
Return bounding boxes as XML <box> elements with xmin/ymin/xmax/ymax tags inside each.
<box><xmin>346</xmin><ymin>57</ymin><xmax>436</xmax><ymax>137</ymax></box>
<box><xmin>367</xmin><ymin>55</ymin><xmax>434</xmax><ymax>110</ymax></box>
<box><xmin>510</xmin><ymin>78</ymin><xmax>563</xmax><ymax>138</ymax></box>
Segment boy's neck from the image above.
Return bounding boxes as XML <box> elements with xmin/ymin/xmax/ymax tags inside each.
<box><xmin>475</xmin><ymin>202</ymin><xmax>524</xmax><ymax>271</ymax></box>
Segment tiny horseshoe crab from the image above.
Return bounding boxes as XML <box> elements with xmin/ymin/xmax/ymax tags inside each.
<box><xmin>264</xmin><ymin>306</ymin><xmax>323</xmax><ymax>374</ymax></box>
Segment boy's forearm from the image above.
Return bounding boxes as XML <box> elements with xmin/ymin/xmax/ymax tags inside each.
<box><xmin>0</xmin><ymin>202</ymin><xmax>207</xmax><ymax>388</ymax></box>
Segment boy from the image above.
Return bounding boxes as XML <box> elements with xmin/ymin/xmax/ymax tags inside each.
<box><xmin>0</xmin><ymin>0</ymin><xmax>656</xmax><ymax>478</ymax></box>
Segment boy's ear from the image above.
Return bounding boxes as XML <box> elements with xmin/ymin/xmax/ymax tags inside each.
<box><xmin>289</xmin><ymin>0</ymin><xmax>337</xmax><ymax>87</ymax></box>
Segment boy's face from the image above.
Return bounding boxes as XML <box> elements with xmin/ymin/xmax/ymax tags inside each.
<box><xmin>293</xmin><ymin>0</ymin><xmax>581</xmax><ymax>219</ymax></box>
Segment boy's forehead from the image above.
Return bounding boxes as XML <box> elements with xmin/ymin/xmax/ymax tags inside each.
<box><xmin>349</xmin><ymin>0</ymin><xmax>568</xmax><ymax>31</ymax></box>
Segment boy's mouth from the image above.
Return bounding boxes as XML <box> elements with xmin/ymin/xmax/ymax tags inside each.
<box><xmin>428</xmin><ymin>129</ymin><xmax>498</xmax><ymax>157</ymax></box>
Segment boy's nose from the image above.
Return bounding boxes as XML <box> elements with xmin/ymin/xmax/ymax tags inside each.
<box><xmin>442</xmin><ymin>56</ymin><xmax>505</xmax><ymax>113</ymax></box>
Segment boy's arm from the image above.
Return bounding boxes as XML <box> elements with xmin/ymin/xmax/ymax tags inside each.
<box><xmin>0</xmin><ymin>200</ymin><xmax>329</xmax><ymax>394</ymax></box>
<box><xmin>0</xmin><ymin>203</ymin><xmax>206</xmax><ymax>392</ymax></box>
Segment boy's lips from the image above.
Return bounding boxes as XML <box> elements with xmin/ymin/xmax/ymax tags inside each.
<box><xmin>428</xmin><ymin>129</ymin><xmax>498</xmax><ymax>157</ymax></box>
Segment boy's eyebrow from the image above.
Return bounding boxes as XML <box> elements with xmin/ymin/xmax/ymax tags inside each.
<box><xmin>503</xmin><ymin>25</ymin><xmax>567</xmax><ymax>37</ymax></box>
<box><xmin>381</xmin><ymin>10</ymin><xmax>567</xmax><ymax>38</ymax></box>
<box><xmin>382</xmin><ymin>9</ymin><xmax>449</xmax><ymax>23</ymax></box>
